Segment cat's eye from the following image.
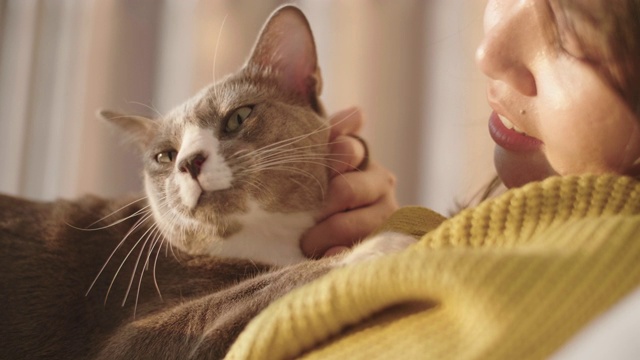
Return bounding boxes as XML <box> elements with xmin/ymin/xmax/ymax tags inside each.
<box><xmin>155</xmin><ymin>150</ymin><xmax>178</xmax><ymax>164</ymax></box>
<box><xmin>225</xmin><ymin>106</ymin><xmax>253</xmax><ymax>133</ymax></box>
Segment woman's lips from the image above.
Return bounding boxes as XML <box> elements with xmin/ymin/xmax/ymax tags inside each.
<box><xmin>488</xmin><ymin>111</ymin><xmax>542</xmax><ymax>152</ymax></box>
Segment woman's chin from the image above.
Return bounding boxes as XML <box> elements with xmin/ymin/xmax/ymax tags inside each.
<box><xmin>494</xmin><ymin>145</ymin><xmax>557</xmax><ymax>188</ymax></box>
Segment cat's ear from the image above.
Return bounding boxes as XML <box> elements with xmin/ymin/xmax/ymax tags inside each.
<box><xmin>98</xmin><ymin>109</ymin><xmax>157</xmax><ymax>150</ymax></box>
<box><xmin>246</xmin><ymin>6</ymin><xmax>322</xmax><ymax>106</ymax></box>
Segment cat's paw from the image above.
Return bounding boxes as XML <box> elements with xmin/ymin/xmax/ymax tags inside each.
<box><xmin>337</xmin><ymin>231</ymin><xmax>417</xmax><ymax>266</ymax></box>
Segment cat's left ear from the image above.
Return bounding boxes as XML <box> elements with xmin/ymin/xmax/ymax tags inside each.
<box><xmin>246</xmin><ymin>6</ymin><xmax>322</xmax><ymax>106</ymax></box>
<box><xmin>98</xmin><ymin>109</ymin><xmax>158</xmax><ymax>151</ymax></box>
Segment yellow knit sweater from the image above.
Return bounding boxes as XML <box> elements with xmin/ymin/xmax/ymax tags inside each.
<box><xmin>227</xmin><ymin>175</ymin><xmax>640</xmax><ymax>359</ymax></box>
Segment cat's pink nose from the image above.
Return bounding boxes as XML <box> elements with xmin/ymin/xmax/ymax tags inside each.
<box><xmin>179</xmin><ymin>153</ymin><xmax>206</xmax><ymax>179</ymax></box>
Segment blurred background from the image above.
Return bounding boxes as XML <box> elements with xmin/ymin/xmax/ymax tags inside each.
<box><xmin>0</xmin><ymin>0</ymin><xmax>493</xmax><ymax>215</ymax></box>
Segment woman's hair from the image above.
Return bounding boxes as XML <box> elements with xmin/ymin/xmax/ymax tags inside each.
<box><xmin>550</xmin><ymin>0</ymin><xmax>640</xmax><ymax>116</ymax></box>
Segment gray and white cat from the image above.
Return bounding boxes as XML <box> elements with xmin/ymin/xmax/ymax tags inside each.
<box><xmin>101</xmin><ymin>4</ymin><xmax>328</xmax><ymax>266</ymax></box>
<box><xmin>0</xmin><ymin>6</ymin><xmax>414</xmax><ymax>359</ymax></box>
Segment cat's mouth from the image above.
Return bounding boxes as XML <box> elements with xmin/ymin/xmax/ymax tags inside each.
<box><xmin>178</xmin><ymin>178</ymin><xmax>204</xmax><ymax>209</ymax></box>
<box><xmin>174</xmin><ymin>184</ymin><xmax>248</xmax><ymax>221</ymax></box>
<box><xmin>177</xmin><ymin>172</ymin><xmax>238</xmax><ymax>211</ymax></box>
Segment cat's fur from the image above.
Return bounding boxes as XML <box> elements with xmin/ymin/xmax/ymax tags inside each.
<box><xmin>0</xmin><ymin>6</ymin><xmax>414</xmax><ymax>359</ymax></box>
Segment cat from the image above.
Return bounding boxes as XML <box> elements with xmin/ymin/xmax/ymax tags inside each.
<box><xmin>99</xmin><ymin>3</ymin><xmax>329</xmax><ymax>266</ymax></box>
<box><xmin>0</xmin><ymin>6</ymin><xmax>415</xmax><ymax>359</ymax></box>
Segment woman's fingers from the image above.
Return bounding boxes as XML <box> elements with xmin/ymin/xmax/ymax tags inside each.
<box><xmin>327</xmin><ymin>135</ymin><xmax>367</xmax><ymax>176</ymax></box>
<box><xmin>328</xmin><ymin>107</ymin><xmax>364</xmax><ymax>140</ymax></box>
<box><xmin>301</xmin><ymin>192</ymin><xmax>398</xmax><ymax>258</ymax></box>
<box><xmin>301</xmin><ymin>160</ymin><xmax>398</xmax><ymax>258</ymax></box>
<box><xmin>319</xmin><ymin>161</ymin><xmax>396</xmax><ymax>221</ymax></box>
<box><xmin>299</xmin><ymin>106</ymin><xmax>399</xmax><ymax>259</ymax></box>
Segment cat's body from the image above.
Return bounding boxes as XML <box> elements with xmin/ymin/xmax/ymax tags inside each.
<box><xmin>0</xmin><ymin>193</ymin><xmax>329</xmax><ymax>359</ymax></box>
<box><xmin>0</xmin><ymin>6</ymin><xmax>414</xmax><ymax>359</ymax></box>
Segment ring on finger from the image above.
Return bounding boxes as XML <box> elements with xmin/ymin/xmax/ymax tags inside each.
<box><xmin>349</xmin><ymin>134</ymin><xmax>369</xmax><ymax>171</ymax></box>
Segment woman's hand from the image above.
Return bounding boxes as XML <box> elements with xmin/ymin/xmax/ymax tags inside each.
<box><xmin>300</xmin><ymin>107</ymin><xmax>399</xmax><ymax>258</ymax></box>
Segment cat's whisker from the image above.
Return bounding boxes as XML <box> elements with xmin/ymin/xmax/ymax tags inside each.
<box><xmin>100</xmin><ymin>211</ymin><xmax>155</xmax><ymax>302</ymax></box>
<box><xmin>269</xmin><ymin>158</ymin><xmax>350</xmax><ymax>177</ymax></box>
<box><xmin>128</xmin><ymin>101</ymin><xmax>166</xmax><ymax>122</ymax></box>
<box><xmin>154</xmin><ymin>205</ymin><xmax>179</xmax><ymax>262</ymax></box>
<box><xmin>151</xmin><ymin>197</ymin><xmax>182</xmax><ymax>263</ymax></box>
<box><xmin>67</xmin><ymin>202</ymin><xmax>151</xmax><ymax>232</ymax></box>
<box><xmin>247</xmin><ymin>156</ymin><xmax>322</xmax><ymax>170</ymax></box>
<box><xmin>235</xmin><ymin>135</ymin><xmax>316</xmax><ymax>162</ymax></box>
<box><xmin>238</xmin><ymin>138</ymin><xmax>360</xmax><ymax>177</ymax></box>
<box><xmin>252</xmin><ymin>145</ymin><xmax>328</xmax><ymax>164</ymax></box>
<box><xmin>83</xmin><ymin>197</ymin><xmax>148</xmax><ymax>229</ymax></box>
<box><xmin>260</xmin><ymin>147</ymin><xmax>355</xmax><ymax>164</ymax></box>
<box><xmin>235</xmin><ymin>179</ymin><xmax>263</xmax><ymax>193</ymax></box>
<box><xmin>249</xmin><ymin>164</ymin><xmax>325</xmax><ymax>198</ymax></box>
<box><xmin>246</xmin><ymin>159</ymin><xmax>339</xmax><ymax>196</ymax></box>
<box><xmin>126</xmin><ymin>225</ymin><xmax>158</xmax><ymax>315</ymax></box>
<box><xmin>244</xmin><ymin>107</ymin><xmax>360</xmax><ymax>159</ymax></box>
<box><xmin>70</xmin><ymin>207</ymin><xmax>152</xmax><ymax>232</ymax></box>
<box><xmin>94</xmin><ymin>192</ymin><xmax>170</xmax><ymax>303</ymax></box>
<box><xmin>325</xmin><ymin>107</ymin><xmax>361</xmax><ymax>130</ymax></box>
<box><xmin>152</xmin><ymin>237</ymin><xmax>165</xmax><ymax>301</ymax></box>
<box><xmin>256</xmin><ymin>152</ymin><xmax>336</xmax><ymax>165</ymax></box>
<box><xmin>169</xmin><ymin>240</ymin><xmax>181</xmax><ymax>262</ymax></box>
<box><xmin>247</xmin><ymin>164</ymin><xmax>323</xmax><ymax>183</ymax></box>
<box><xmin>251</xmin><ymin>157</ymin><xmax>343</xmax><ymax>176</ymax></box>
<box><xmin>302</xmin><ymin>107</ymin><xmax>361</xmax><ymax>137</ymax></box>
<box><xmin>85</xmin><ymin>210</ymin><xmax>152</xmax><ymax>297</ymax></box>
<box><xmin>270</xmin><ymin>107</ymin><xmax>358</xmax><ymax>135</ymax></box>
<box><xmin>233</xmin><ymin>123</ymin><xmax>330</xmax><ymax>161</ymax></box>
<box><xmin>236</xmin><ymin>179</ymin><xmax>274</xmax><ymax>198</ymax></box>
<box><xmin>233</xmin><ymin>134</ymin><xmax>368</xmax><ymax>189</ymax></box>
<box><xmin>134</xmin><ymin>225</ymin><xmax>165</xmax><ymax>316</ymax></box>
<box><xmin>212</xmin><ymin>13</ymin><xmax>229</xmax><ymax>100</ymax></box>
<box><xmin>254</xmin><ymin>137</ymin><xmax>363</xmax><ymax>164</ymax></box>
<box><xmin>118</xmin><ymin>215</ymin><xmax>162</xmax><ymax>307</ymax></box>
<box><xmin>230</xmin><ymin>148</ymin><xmax>251</xmax><ymax>159</ymax></box>
<box><xmin>161</xmin><ymin>204</ymin><xmax>185</xmax><ymax>263</ymax></box>
<box><xmin>290</xmin><ymin>177</ymin><xmax>321</xmax><ymax>199</ymax></box>
<box><xmin>247</xmin><ymin>165</ymin><xmax>325</xmax><ymax>195</ymax></box>
<box><xmin>141</xmin><ymin>223</ymin><xmax>163</xmax><ymax>274</ymax></box>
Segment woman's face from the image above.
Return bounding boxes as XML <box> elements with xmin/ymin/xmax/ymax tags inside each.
<box><xmin>477</xmin><ymin>0</ymin><xmax>640</xmax><ymax>188</ymax></box>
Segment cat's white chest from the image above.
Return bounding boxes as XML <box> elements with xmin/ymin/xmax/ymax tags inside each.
<box><xmin>211</xmin><ymin>201</ymin><xmax>314</xmax><ymax>265</ymax></box>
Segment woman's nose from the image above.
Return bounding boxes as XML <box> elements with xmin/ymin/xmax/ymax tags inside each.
<box><xmin>475</xmin><ymin>4</ymin><xmax>537</xmax><ymax>97</ymax></box>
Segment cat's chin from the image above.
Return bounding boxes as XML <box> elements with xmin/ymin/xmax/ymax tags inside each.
<box><xmin>152</xmin><ymin>198</ymin><xmax>317</xmax><ymax>265</ymax></box>
<box><xmin>162</xmin><ymin>178</ymin><xmax>249</xmax><ymax>219</ymax></box>
<box><xmin>201</xmin><ymin>200</ymin><xmax>316</xmax><ymax>265</ymax></box>
<box><xmin>194</xmin><ymin>189</ymin><xmax>248</xmax><ymax>216</ymax></box>
<box><xmin>177</xmin><ymin>177</ymin><xmax>233</xmax><ymax>211</ymax></box>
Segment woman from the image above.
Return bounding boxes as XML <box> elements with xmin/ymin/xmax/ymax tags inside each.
<box><xmin>228</xmin><ymin>1</ymin><xmax>640</xmax><ymax>359</ymax></box>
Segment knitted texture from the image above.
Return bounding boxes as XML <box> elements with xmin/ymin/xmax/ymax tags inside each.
<box><xmin>227</xmin><ymin>175</ymin><xmax>640</xmax><ymax>360</ymax></box>
<box><xmin>370</xmin><ymin>206</ymin><xmax>447</xmax><ymax>239</ymax></box>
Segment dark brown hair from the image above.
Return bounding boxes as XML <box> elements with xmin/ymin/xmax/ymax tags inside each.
<box><xmin>550</xmin><ymin>0</ymin><xmax>640</xmax><ymax>115</ymax></box>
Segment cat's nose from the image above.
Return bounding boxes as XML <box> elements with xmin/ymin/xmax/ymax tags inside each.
<box><xmin>179</xmin><ymin>153</ymin><xmax>207</xmax><ymax>179</ymax></box>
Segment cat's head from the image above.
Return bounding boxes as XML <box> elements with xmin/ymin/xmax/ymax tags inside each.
<box><xmin>101</xmin><ymin>6</ymin><xmax>329</xmax><ymax>258</ymax></box>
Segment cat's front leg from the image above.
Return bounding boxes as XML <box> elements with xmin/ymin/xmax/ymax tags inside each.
<box><xmin>338</xmin><ymin>231</ymin><xmax>418</xmax><ymax>266</ymax></box>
